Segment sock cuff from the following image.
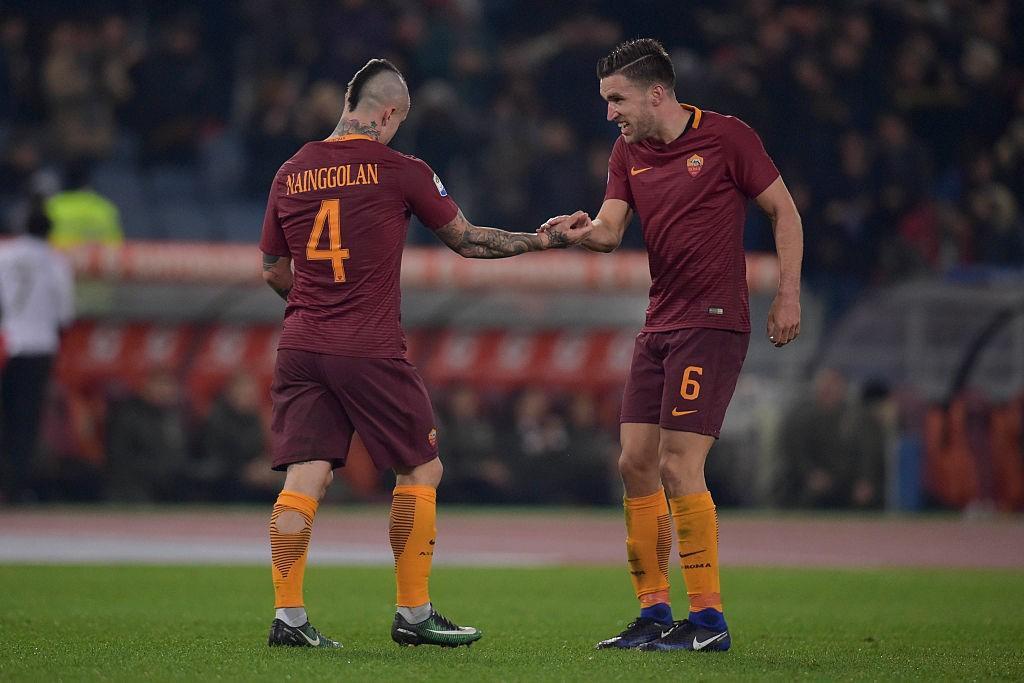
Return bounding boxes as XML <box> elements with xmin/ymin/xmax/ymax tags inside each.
<box><xmin>668</xmin><ymin>490</ymin><xmax>715</xmax><ymax>515</ymax></box>
<box><xmin>624</xmin><ymin>488</ymin><xmax>667</xmax><ymax>510</ymax></box>
<box><xmin>275</xmin><ymin>490</ymin><xmax>319</xmax><ymax>518</ymax></box>
<box><xmin>393</xmin><ymin>485</ymin><xmax>436</xmax><ymax>503</ymax></box>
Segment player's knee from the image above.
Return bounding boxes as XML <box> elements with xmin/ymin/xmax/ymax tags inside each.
<box><xmin>618</xmin><ymin>450</ymin><xmax>657</xmax><ymax>482</ymax></box>
<box><xmin>658</xmin><ymin>450</ymin><xmax>704</xmax><ymax>486</ymax></box>
<box><xmin>396</xmin><ymin>456</ymin><xmax>443</xmax><ymax>488</ymax></box>
<box><xmin>283</xmin><ymin>460</ymin><xmax>334</xmax><ymax>500</ymax></box>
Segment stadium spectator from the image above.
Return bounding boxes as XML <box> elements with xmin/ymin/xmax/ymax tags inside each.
<box><xmin>562</xmin><ymin>393</ymin><xmax>617</xmax><ymax>505</ymax></box>
<box><xmin>436</xmin><ymin>385</ymin><xmax>513</xmax><ymax>504</ymax></box>
<box><xmin>504</xmin><ymin>388</ymin><xmax>570</xmax><ymax>503</ymax></box>
<box><xmin>846</xmin><ymin>380</ymin><xmax>896</xmax><ymax>510</ymax></box>
<box><xmin>130</xmin><ymin>15</ymin><xmax>216</xmax><ymax>167</ymax></box>
<box><xmin>193</xmin><ymin>373</ymin><xmax>268</xmax><ymax>502</ymax></box>
<box><xmin>45</xmin><ymin>163</ymin><xmax>124</xmax><ymax>249</ymax></box>
<box><xmin>0</xmin><ymin>196</ymin><xmax>75</xmax><ymax>504</ymax></box>
<box><xmin>104</xmin><ymin>370</ymin><xmax>189</xmax><ymax>502</ymax></box>
<box><xmin>41</xmin><ymin>19</ymin><xmax>131</xmax><ymax>163</ymax></box>
<box><xmin>776</xmin><ymin>368</ymin><xmax>856</xmax><ymax>509</ymax></box>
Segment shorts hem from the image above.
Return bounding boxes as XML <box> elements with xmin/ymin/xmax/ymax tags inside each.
<box><xmin>657</xmin><ymin>423</ymin><xmax>721</xmax><ymax>438</ymax></box>
<box><xmin>271</xmin><ymin>456</ymin><xmax>346</xmax><ymax>472</ymax></box>
<box><xmin>371</xmin><ymin>450</ymin><xmax>438</xmax><ymax>472</ymax></box>
<box><xmin>619</xmin><ymin>416</ymin><xmax>660</xmax><ymax>425</ymax></box>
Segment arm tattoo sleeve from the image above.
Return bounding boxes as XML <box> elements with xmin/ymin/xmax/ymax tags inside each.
<box><xmin>262</xmin><ymin>253</ymin><xmax>291</xmax><ymax>300</ymax></box>
<box><xmin>262</xmin><ymin>253</ymin><xmax>282</xmax><ymax>271</ymax></box>
<box><xmin>434</xmin><ymin>211</ymin><xmax>546</xmax><ymax>259</ymax></box>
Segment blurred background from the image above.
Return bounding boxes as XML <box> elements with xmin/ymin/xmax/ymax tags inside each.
<box><xmin>1</xmin><ymin>0</ymin><xmax>1022</xmax><ymax>513</ymax></box>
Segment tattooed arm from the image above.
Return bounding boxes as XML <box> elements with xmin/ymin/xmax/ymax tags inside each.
<box><xmin>262</xmin><ymin>252</ymin><xmax>293</xmax><ymax>300</ymax></box>
<box><xmin>434</xmin><ymin>210</ymin><xmax>591</xmax><ymax>258</ymax></box>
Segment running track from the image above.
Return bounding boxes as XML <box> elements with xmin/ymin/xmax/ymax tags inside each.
<box><xmin>1</xmin><ymin>508</ymin><xmax>1022</xmax><ymax>568</ymax></box>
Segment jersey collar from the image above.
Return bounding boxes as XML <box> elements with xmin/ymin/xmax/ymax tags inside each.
<box><xmin>680</xmin><ymin>103</ymin><xmax>702</xmax><ymax>131</ymax></box>
<box><xmin>324</xmin><ymin>134</ymin><xmax>376</xmax><ymax>142</ymax></box>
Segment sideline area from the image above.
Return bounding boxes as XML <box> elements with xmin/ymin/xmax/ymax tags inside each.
<box><xmin>2</xmin><ymin>507</ymin><xmax>1022</xmax><ymax>567</ymax></box>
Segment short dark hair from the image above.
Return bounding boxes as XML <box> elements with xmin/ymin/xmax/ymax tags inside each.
<box><xmin>346</xmin><ymin>58</ymin><xmax>404</xmax><ymax>111</ymax></box>
<box><xmin>597</xmin><ymin>38</ymin><xmax>675</xmax><ymax>90</ymax></box>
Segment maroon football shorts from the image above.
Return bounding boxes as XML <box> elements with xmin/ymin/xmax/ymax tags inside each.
<box><xmin>619</xmin><ymin>327</ymin><xmax>750</xmax><ymax>437</ymax></box>
<box><xmin>270</xmin><ymin>349</ymin><xmax>439</xmax><ymax>471</ymax></box>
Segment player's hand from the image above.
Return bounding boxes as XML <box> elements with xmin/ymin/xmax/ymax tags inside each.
<box><xmin>766</xmin><ymin>290</ymin><xmax>800</xmax><ymax>347</ymax></box>
<box><xmin>539</xmin><ymin>211</ymin><xmax>592</xmax><ymax>248</ymax></box>
<box><xmin>538</xmin><ymin>215</ymin><xmax>571</xmax><ymax>234</ymax></box>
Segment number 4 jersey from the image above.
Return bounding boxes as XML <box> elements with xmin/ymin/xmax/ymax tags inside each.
<box><xmin>259</xmin><ymin>135</ymin><xmax>459</xmax><ymax>358</ymax></box>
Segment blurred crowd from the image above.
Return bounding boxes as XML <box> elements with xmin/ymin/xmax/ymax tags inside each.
<box><xmin>3</xmin><ymin>1</ymin><xmax>1024</xmax><ymax>509</ymax></box>
<box><xmin>27</xmin><ymin>365</ymin><xmax>918</xmax><ymax>510</ymax></box>
<box><xmin>0</xmin><ymin>1</ymin><xmax>1021</xmax><ymax>315</ymax></box>
<box><xmin>33</xmin><ymin>374</ymin><xmax>623</xmax><ymax>506</ymax></box>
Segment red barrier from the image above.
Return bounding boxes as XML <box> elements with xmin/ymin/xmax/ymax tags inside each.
<box><xmin>66</xmin><ymin>242</ymin><xmax>781</xmax><ymax>293</ymax></box>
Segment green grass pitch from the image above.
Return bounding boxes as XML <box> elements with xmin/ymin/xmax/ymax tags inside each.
<box><xmin>1</xmin><ymin>565</ymin><xmax>1022</xmax><ymax>681</ymax></box>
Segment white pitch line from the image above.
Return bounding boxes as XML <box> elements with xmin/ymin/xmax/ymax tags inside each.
<box><xmin>0</xmin><ymin>535</ymin><xmax>557</xmax><ymax>566</ymax></box>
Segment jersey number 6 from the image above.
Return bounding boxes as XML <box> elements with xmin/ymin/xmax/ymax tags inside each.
<box><xmin>307</xmin><ymin>198</ymin><xmax>350</xmax><ymax>283</ymax></box>
<box><xmin>679</xmin><ymin>365</ymin><xmax>703</xmax><ymax>400</ymax></box>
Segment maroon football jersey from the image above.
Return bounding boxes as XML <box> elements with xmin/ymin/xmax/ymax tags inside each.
<box><xmin>605</xmin><ymin>105</ymin><xmax>780</xmax><ymax>333</ymax></box>
<box><xmin>260</xmin><ymin>135</ymin><xmax>459</xmax><ymax>357</ymax></box>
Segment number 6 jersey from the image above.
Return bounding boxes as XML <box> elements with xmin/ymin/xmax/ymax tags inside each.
<box><xmin>259</xmin><ymin>134</ymin><xmax>459</xmax><ymax>358</ymax></box>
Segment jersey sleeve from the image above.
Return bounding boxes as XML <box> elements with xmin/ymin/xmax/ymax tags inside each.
<box><xmin>603</xmin><ymin>137</ymin><xmax>635</xmax><ymax>207</ymax></box>
<box><xmin>258</xmin><ymin>177</ymin><xmax>290</xmax><ymax>256</ymax></box>
<box><xmin>725</xmin><ymin>117</ymin><xmax>780</xmax><ymax>198</ymax></box>
<box><xmin>401</xmin><ymin>157</ymin><xmax>460</xmax><ymax>231</ymax></box>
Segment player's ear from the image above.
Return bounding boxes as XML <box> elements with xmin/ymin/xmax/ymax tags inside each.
<box><xmin>381</xmin><ymin>106</ymin><xmax>397</xmax><ymax>128</ymax></box>
<box><xmin>649</xmin><ymin>83</ymin><xmax>666</xmax><ymax>106</ymax></box>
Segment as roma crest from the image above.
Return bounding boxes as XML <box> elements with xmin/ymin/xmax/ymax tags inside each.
<box><xmin>686</xmin><ymin>153</ymin><xmax>704</xmax><ymax>177</ymax></box>
<box><xmin>427</xmin><ymin>428</ymin><xmax>438</xmax><ymax>448</ymax></box>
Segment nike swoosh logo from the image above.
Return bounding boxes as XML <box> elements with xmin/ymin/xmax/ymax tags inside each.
<box><xmin>692</xmin><ymin>632</ymin><xmax>728</xmax><ymax>650</ymax></box>
<box><xmin>630</xmin><ymin>166</ymin><xmax>653</xmax><ymax>176</ymax></box>
<box><xmin>680</xmin><ymin>549</ymin><xmax>705</xmax><ymax>558</ymax></box>
<box><xmin>671</xmin><ymin>408</ymin><xmax>698</xmax><ymax>416</ymax></box>
<box><xmin>296</xmin><ymin>630</ymin><xmax>320</xmax><ymax>646</ymax></box>
<box><xmin>426</xmin><ymin>627</ymin><xmax>474</xmax><ymax>635</ymax></box>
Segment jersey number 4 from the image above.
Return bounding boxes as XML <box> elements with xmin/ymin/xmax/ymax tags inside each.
<box><xmin>307</xmin><ymin>199</ymin><xmax>350</xmax><ymax>283</ymax></box>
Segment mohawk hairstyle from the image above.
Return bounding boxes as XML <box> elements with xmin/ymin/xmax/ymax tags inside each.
<box><xmin>346</xmin><ymin>58</ymin><xmax>405</xmax><ymax>111</ymax></box>
<box><xmin>597</xmin><ymin>38</ymin><xmax>675</xmax><ymax>90</ymax></box>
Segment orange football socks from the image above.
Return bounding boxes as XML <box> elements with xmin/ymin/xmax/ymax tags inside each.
<box><xmin>624</xmin><ymin>489</ymin><xmax>672</xmax><ymax>608</ymax></box>
<box><xmin>390</xmin><ymin>485</ymin><xmax>437</xmax><ymax>607</ymax></box>
<box><xmin>270</xmin><ymin>490</ymin><xmax>318</xmax><ymax>608</ymax></box>
<box><xmin>669</xmin><ymin>491</ymin><xmax>723</xmax><ymax>613</ymax></box>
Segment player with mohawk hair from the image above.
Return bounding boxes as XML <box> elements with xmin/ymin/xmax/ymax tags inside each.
<box><xmin>261</xmin><ymin>58</ymin><xmax>591</xmax><ymax>650</ymax></box>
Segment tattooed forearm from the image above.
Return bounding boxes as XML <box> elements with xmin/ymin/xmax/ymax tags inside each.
<box><xmin>457</xmin><ymin>226</ymin><xmax>545</xmax><ymax>258</ymax></box>
<box><xmin>261</xmin><ymin>252</ymin><xmax>293</xmax><ymax>301</ymax></box>
<box><xmin>262</xmin><ymin>253</ymin><xmax>282</xmax><ymax>271</ymax></box>
<box><xmin>331</xmin><ymin>118</ymin><xmax>380</xmax><ymax>140</ymax></box>
<box><xmin>435</xmin><ymin>211</ymin><xmax>546</xmax><ymax>258</ymax></box>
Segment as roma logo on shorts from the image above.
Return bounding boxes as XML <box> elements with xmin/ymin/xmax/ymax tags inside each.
<box><xmin>427</xmin><ymin>428</ymin><xmax>438</xmax><ymax>448</ymax></box>
<box><xmin>686</xmin><ymin>153</ymin><xmax>704</xmax><ymax>177</ymax></box>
